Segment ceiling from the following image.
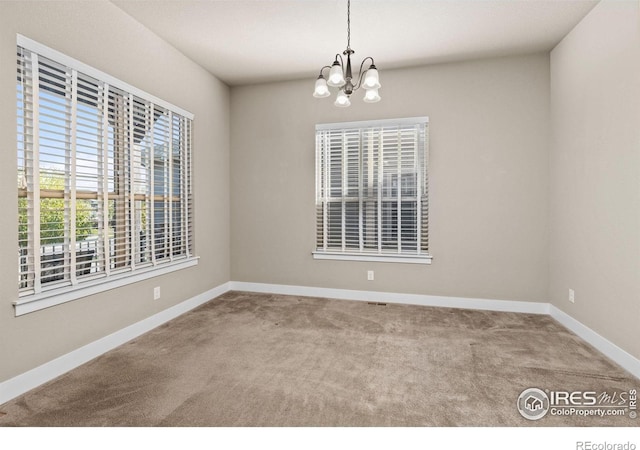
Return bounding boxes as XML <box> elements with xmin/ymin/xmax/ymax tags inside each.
<box><xmin>111</xmin><ymin>0</ymin><xmax>598</xmax><ymax>86</ymax></box>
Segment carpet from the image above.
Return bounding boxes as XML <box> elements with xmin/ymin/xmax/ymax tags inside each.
<box><xmin>0</xmin><ymin>291</ymin><xmax>637</xmax><ymax>426</ymax></box>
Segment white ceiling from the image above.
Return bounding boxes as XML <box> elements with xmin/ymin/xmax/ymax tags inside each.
<box><xmin>111</xmin><ymin>0</ymin><xmax>598</xmax><ymax>86</ymax></box>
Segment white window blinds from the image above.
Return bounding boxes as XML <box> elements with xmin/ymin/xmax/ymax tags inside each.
<box><xmin>314</xmin><ymin>117</ymin><xmax>431</xmax><ymax>263</ymax></box>
<box><xmin>17</xmin><ymin>37</ymin><xmax>195</xmax><ymax>302</ymax></box>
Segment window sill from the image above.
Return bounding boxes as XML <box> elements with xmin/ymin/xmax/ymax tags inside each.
<box><xmin>312</xmin><ymin>251</ymin><xmax>432</xmax><ymax>265</ymax></box>
<box><xmin>14</xmin><ymin>257</ymin><xmax>199</xmax><ymax>316</ymax></box>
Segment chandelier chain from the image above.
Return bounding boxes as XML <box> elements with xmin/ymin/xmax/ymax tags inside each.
<box><xmin>347</xmin><ymin>0</ymin><xmax>351</xmax><ymax>50</ymax></box>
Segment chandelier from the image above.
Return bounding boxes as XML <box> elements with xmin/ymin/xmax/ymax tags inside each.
<box><xmin>312</xmin><ymin>0</ymin><xmax>381</xmax><ymax>107</ymax></box>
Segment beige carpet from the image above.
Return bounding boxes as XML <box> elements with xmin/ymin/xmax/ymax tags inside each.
<box><xmin>0</xmin><ymin>291</ymin><xmax>637</xmax><ymax>426</ymax></box>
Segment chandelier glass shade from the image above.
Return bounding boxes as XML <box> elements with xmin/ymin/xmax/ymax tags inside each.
<box><xmin>312</xmin><ymin>0</ymin><xmax>381</xmax><ymax>107</ymax></box>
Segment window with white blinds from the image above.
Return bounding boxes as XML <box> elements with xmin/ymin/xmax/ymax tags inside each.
<box><xmin>16</xmin><ymin>36</ymin><xmax>195</xmax><ymax>314</ymax></box>
<box><xmin>313</xmin><ymin>117</ymin><xmax>431</xmax><ymax>264</ymax></box>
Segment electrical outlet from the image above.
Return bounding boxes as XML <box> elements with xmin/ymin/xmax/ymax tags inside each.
<box><xmin>367</xmin><ymin>270</ymin><xmax>374</xmax><ymax>281</ymax></box>
<box><xmin>154</xmin><ymin>286</ymin><xmax>161</xmax><ymax>300</ymax></box>
<box><xmin>569</xmin><ymin>288</ymin><xmax>575</xmax><ymax>304</ymax></box>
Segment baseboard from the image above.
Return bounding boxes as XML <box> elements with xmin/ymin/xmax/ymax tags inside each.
<box><xmin>231</xmin><ymin>281</ymin><xmax>640</xmax><ymax>380</ymax></box>
<box><xmin>3</xmin><ymin>281</ymin><xmax>638</xmax><ymax>406</ymax></box>
<box><xmin>229</xmin><ymin>281</ymin><xmax>550</xmax><ymax>315</ymax></box>
<box><xmin>549</xmin><ymin>305</ymin><xmax>640</xmax><ymax>379</ymax></box>
<box><xmin>0</xmin><ymin>281</ymin><xmax>231</xmax><ymax>406</ymax></box>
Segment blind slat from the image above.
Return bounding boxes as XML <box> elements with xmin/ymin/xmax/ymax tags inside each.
<box><xmin>17</xmin><ymin>43</ymin><xmax>194</xmax><ymax>297</ymax></box>
<box><xmin>315</xmin><ymin>119</ymin><xmax>429</xmax><ymax>257</ymax></box>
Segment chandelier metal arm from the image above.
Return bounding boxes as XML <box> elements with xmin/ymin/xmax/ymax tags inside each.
<box><xmin>335</xmin><ymin>53</ymin><xmax>347</xmax><ymax>87</ymax></box>
<box><xmin>353</xmin><ymin>56</ymin><xmax>376</xmax><ymax>91</ymax></box>
<box><xmin>318</xmin><ymin>65</ymin><xmax>332</xmax><ymax>77</ymax></box>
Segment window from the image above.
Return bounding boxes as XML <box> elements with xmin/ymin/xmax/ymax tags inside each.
<box><xmin>16</xmin><ymin>36</ymin><xmax>195</xmax><ymax>315</ymax></box>
<box><xmin>313</xmin><ymin>117</ymin><xmax>431</xmax><ymax>264</ymax></box>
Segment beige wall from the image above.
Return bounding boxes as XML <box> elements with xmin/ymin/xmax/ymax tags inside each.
<box><xmin>231</xmin><ymin>54</ymin><xmax>550</xmax><ymax>302</ymax></box>
<box><xmin>0</xmin><ymin>1</ymin><xmax>230</xmax><ymax>382</ymax></box>
<box><xmin>549</xmin><ymin>0</ymin><xmax>640</xmax><ymax>360</ymax></box>
<box><xmin>3</xmin><ymin>0</ymin><xmax>637</xmax><ymax>387</ymax></box>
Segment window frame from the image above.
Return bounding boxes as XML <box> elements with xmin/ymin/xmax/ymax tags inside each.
<box><xmin>312</xmin><ymin>117</ymin><xmax>432</xmax><ymax>265</ymax></box>
<box><xmin>15</xmin><ymin>35</ymin><xmax>197</xmax><ymax>316</ymax></box>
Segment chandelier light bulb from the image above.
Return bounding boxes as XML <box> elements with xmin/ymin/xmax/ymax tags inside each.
<box><xmin>313</xmin><ymin>76</ymin><xmax>330</xmax><ymax>98</ymax></box>
<box><xmin>327</xmin><ymin>61</ymin><xmax>346</xmax><ymax>87</ymax></box>
<box><xmin>362</xmin><ymin>66</ymin><xmax>381</xmax><ymax>90</ymax></box>
<box><xmin>363</xmin><ymin>88</ymin><xmax>381</xmax><ymax>103</ymax></box>
<box><xmin>335</xmin><ymin>90</ymin><xmax>351</xmax><ymax>107</ymax></box>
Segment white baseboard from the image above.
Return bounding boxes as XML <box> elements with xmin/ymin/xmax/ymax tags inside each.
<box><xmin>231</xmin><ymin>281</ymin><xmax>639</xmax><ymax>380</ymax></box>
<box><xmin>2</xmin><ymin>281</ymin><xmax>638</xmax><ymax>407</ymax></box>
<box><xmin>0</xmin><ymin>282</ymin><xmax>231</xmax><ymax>406</ymax></box>
<box><xmin>229</xmin><ymin>281</ymin><xmax>550</xmax><ymax>315</ymax></box>
<box><xmin>549</xmin><ymin>305</ymin><xmax>640</xmax><ymax>379</ymax></box>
